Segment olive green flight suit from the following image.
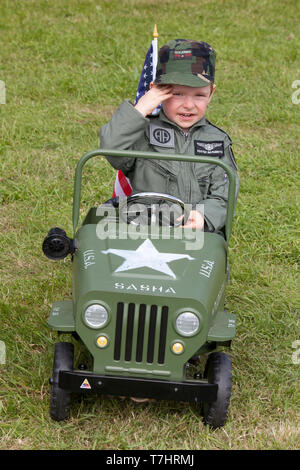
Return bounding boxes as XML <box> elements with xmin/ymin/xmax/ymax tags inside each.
<box><xmin>100</xmin><ymin>100</ymin><xmax>239</xmax><ymax>232</ymax></box>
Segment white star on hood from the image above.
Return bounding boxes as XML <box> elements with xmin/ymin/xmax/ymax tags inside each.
<box><xmin>101</xmin><ymin>239</ymin><xmax>194</xmax><ymax>279</ymax></box>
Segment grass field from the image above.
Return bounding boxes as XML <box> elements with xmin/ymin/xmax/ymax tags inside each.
<box><xmin>0</xmin><ymin>0</ymin><xmax>299</xmax><ymax>450</ymax></box>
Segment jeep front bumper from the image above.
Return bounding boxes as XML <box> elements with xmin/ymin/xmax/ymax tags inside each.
<box><xmin>58</xmin><ymin>370</ymin><xmax>218</xmax><ymax>403</ymax></box>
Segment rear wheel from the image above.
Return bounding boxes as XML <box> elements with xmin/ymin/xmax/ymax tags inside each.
<box><xmin>202</xmin><ymin>352</ymin><xmax>232</xmax><ymax>428</ymax></box>
<box><xmin>50</xmin><ymin>342</ymin><xmax>74</xmax><ymax>421</ymax></box>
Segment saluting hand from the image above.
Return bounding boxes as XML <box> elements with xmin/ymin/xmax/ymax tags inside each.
<box><xmin>135</xmin><ymin>84</ymin><xmax>173</xmax><ymax>117</ymax></box>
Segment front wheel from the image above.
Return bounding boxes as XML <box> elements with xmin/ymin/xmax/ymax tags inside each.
<box><xmin>50</xmin><ymin>342</ymin><xmax>74</xmax><ymax>421</ymax></box>
<box><xmin>202</xmin><ymin>352</ymin><xmax>232</xmax><ymax>428</ymax></box>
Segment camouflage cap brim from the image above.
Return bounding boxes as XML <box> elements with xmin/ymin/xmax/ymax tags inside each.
<box><xmin>155</xmin><ymin>72</ymin><xmax>212</xmax><ymax>88</ymax></box>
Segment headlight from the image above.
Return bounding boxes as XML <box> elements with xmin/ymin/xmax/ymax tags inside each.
<box><xmin>176</xmin><ymin>312</ymin><xmax>200</xmax><ymax>336</ymax></box>
<box><xmin>84</xmin><ymin>304</ymin><xmax>108</xmax><ymax>329</ymax></box>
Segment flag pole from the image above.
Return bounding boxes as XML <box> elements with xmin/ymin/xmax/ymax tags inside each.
<box><xmin>112</xmin><ymin>25</ymin><xmax>160</xmax><ymax>197</ymax></box>
<box><xmin>152</xmin><ymin>24</ymin><xmax>159</xmax><ymax>80</ymax></box>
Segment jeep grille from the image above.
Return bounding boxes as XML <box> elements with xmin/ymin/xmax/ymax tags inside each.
<box><xmin>114</xmin><ymin>303</ymin><xmax>169</xmax><ymax>364</ymax></box>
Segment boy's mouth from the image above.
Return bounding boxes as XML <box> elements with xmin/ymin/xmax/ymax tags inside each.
<box><xmin>178</xmin><ymin>113</ymin><xmax>195</xmax><ymax>120</ymax></box>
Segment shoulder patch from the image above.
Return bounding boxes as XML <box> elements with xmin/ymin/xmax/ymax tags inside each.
<box><xmin>149</xmin><ymin>123</ymin><xmax>175</xmax><ymax>148</ymax></box>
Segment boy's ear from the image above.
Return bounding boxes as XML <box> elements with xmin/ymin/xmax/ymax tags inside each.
<box><xmin>150</xmin><ymin>82</ymin><xmax>154</xmax><ymax>89</ymax></box>
<box><xmin>208</xmin><ymin>83</ymin><xmax>216</xmax><ymax>102</ymax></box>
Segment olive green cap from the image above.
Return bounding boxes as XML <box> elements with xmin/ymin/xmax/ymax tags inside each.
<box><xmin>155</xmin><ymin>39</ymin><xmax>216</xmax><ymax>87</ymax></box>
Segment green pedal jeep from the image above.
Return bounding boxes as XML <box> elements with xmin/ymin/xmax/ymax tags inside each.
<box><xmin>42</xmin><ymin>149</ymin><xmax>237</xmax><ymax>428</ymax></box>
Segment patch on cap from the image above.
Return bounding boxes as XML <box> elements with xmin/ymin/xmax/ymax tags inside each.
<box><xmin>174</xmin><ymin>50</ymin><xmax>193</xmax><ymax>60</ymax></box>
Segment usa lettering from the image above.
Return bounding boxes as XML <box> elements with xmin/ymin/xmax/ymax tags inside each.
<box><xmin>83</xmin><ymin>249</ymin><xmax>96</xmax><ymax>269</ymax></box>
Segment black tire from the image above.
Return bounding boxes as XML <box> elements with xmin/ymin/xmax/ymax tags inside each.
<box><xmin>50</xmin><ymin>342</ymin><xmax>74</xmax><ymax>421</ymax></box>
<box><xmin>202</xmin><ymin>352</ymin><xmax>232</xmax><ymax>429</ymax></box>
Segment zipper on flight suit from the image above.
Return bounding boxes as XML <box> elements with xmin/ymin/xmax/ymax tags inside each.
<box><xmin>178</xmin><ymin>130</ymin><xmax>194</xmax><ymax>203</ymax></box>
<box><xmin>182</xmin><ymin>131</ymin><xmax>189</xmax><ymax>142</ymax></box>
<box><xmin>179</xmin><ymin>130</ymin><xmax>192</xmax><ymax>154</ymax></box>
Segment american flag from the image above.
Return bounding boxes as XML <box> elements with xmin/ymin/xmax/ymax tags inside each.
<box><xmin>112</xmin><ymin>38</ymin><xmax>160</xmax><ymax>198</ymax></box>
<box><xmin>134</xmin><ymin>40</ymin><xmax>161</xmax><ymax>114</ymax></box>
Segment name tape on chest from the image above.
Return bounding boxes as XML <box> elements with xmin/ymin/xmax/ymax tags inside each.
<box><xmin>194</xmin><ymin>140</ymin><xmax>224</xmax><ymax>157</ymax></box>
<box><xmin>150</xmin><ymin>124</ymin><xmax>175</xmax><ymax>148</ymax></box>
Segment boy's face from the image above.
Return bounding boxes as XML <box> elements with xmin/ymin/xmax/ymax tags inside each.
<box><xmin>162</xmin><ymin>84</ymin><xmax>215</xmax><ymax>131</ymax></box>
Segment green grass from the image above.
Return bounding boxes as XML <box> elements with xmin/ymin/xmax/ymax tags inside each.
<box><xmin>0</xmin><ymin>0</ymin><xmax>299</xmax><ymax>450</ymax></box>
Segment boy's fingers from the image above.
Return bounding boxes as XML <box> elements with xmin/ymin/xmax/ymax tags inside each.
<box><xmin>155</xmin><ymin>83</ymin><xmax>173</xmax><ymax>89</ymax></box>
<box><xmin>159</xmin><ymin>88</ymin><xmax>173</xmax><ymax>102</ymax></box>
<box><xmin>153</xmin><ymin>84</ymin><xmax>173</xmax><ymax>93</ymax></box>
<box><xmin>135</xmin><ymin>84</ymin><xmax>173</xmax><ymax>116</ymax></box>
<box><xmin>175</xmin><ymin>214</ymin><xmax>185</xmax><ymax>228</ymax></box>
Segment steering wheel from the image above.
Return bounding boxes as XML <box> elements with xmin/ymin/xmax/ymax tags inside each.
<box><xmin>118</xmin><ymin>192</ymin><xmax>189</xmax><ymax>227</ymax></box>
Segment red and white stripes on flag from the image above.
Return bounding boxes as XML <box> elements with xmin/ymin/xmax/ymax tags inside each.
<box><xmin>112</xmin><ymin>29</ymin><xmax>159</xmax><ymax>198</ymax></box>
<box><xmin>112</xmin><ymin>168</ymin><xmax>133</xmax><ymax>198</ymax></box>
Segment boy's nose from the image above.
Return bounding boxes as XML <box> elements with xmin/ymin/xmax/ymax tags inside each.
<box><xmin>182</xmin><ymin>95</ymin><xmax>194</xmax><ymax>108</ymax></box>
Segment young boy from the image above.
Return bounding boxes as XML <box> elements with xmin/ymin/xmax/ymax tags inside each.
<box><xmin>100</xmin><ymin>39</ymin><xmax>239</xmax><ymax>232</ymax></box>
